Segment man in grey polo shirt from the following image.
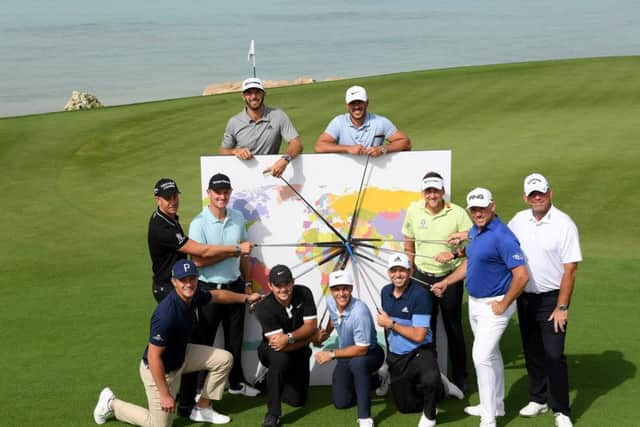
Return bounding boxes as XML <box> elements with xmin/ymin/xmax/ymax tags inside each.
<box><xmin>314</xmin><ymin>85</ymin><xmax>411</xmax><ymax>157</ymax></box>
<box><xmin>219</xmin><ymin>77</ymin><xmax>303</xmax><ymax>177</ymax></box>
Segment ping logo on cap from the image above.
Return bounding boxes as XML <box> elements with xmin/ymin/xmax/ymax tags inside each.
<box><xmin>469</xmin><ymin>194</ymin><xmax>485</xmax><ymax>200</ymax></box>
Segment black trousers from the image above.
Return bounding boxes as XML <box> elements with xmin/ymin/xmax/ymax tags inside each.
<box><xmin>258</xmin><ymin>343</ymin><xmax>310</xmax><ymax>417</ymax></box>
<box><xmin>414</xmin><ymin>268</ymin><xmax>468</xmax><ymax>387</ymax></box>
<box><xmin>178</xmin><ymin>279</ymin><xmax>246</xmax><ymax>412</ymax></box>
<box><xmin>152</xmin><ymin>280</ymin><xmax>172</xmax><ymax>303</ymax></box>
<box><xmin>517</xmin><ymin>291</ymin><xmax>570</xmax><ymax>416</ymax></box>
<box><xmin>387</xmin><ymin>345</ymin><xmax>444</xmax><ymax>420</ymax></box>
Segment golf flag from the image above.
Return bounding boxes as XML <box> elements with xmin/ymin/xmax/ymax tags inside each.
<box><xmin>248</xmin><ymin>40</ymin><xmax>256</xmax><ymax>66</ymax></box>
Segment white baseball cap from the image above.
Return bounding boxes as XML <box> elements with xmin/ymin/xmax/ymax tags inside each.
<box><xmin>345</xmin><ymin>85</ymin><xmax>368</xmax><ymax>104</ymax></box>
<box><xmin>329</xmin><ymin>270</ymin><xmax>354</xmax><ymax>288</ymax></box>
<box><xmin>422</xmin><ymin>176</ymin><xmax>444</xmax><ymax>190</ymax></box>
<box><xmin>387</xmin><ymin>253</ymin><xmax>410</xmax><ymax>270</ymax></box>
<box><xmin>466</xmin><ymin>187</ymin><xmax>493</xmax><ymax>208</ymax></box>
<box><xmin>241</xmin><ymin>77</ymin><xmax>264</xmax><ymax>92</ymax></box>
<box><xmin>524</xmin><ymin>173</ymin><xmax>549</xmax><ymax>196</ymax></box>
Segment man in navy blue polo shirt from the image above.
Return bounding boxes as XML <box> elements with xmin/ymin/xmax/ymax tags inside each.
<box><xmin>377</xmin><ymin>253</ymin><xmax>463</xmax><ymax>427</ymax></box>
<box><xmin>253</xmin><ymin>264</ymin><xmax>318</xmax><ymax>427</ymax></box>
<box><xmin>433</xmin><ymin>188</ymin><xmax>529</xmax><ymax>427</ymax></box>
<box><xmin>314</xmin><ymin>270</ymin><xmax>385</xmax><ymax>427</ymax></box>
<box><xmin>93</xmin><ymin>259</ymin><xmax>262</xmax><ymax>427</ymax></box>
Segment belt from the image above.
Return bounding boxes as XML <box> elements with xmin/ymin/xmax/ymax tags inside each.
<box><xmin>199</xmin><ymin>277</ymin><xmax>242</xmax><ymax>290</ymax></box>
<box><xmin>416</xmin><ymin>268</ymin><xmax>451</xmax><ymax>280</ymax></box>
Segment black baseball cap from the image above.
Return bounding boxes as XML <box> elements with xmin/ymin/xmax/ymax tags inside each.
<box><xmin>154</xmin><ymin>178</ymin><xmax>180</xmax><ymax>198</ymax></box>
<box><xmin>208</xmin><ymin>173</ymin><xmax>232</xmax><ymax>190</ymax></box>
<box><xmin>269</xmin><ymin>264</ymin><xmax>293</xmax><ymax>285</ymax></box>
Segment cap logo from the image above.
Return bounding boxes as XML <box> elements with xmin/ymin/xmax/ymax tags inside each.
<box><xmin>182</xmin><ymin>263</ymin><xmax>191</xmax><ymax>273</ymax></box>
<box><xmin>210</xmin><ymin>179</ymin><xmax>230</xmax><ymax>186</ymax></box>
<box><xmin>469</xmin><ymin>194</ymin><xmax>485</xmax><ymax>200</ymax></box>
<box><xmin>160</xmin><ymin>182</ymin><xmax>176</xmax><ymax>190</ymax></box>
<box><xmin>527</xmin><ymin>178</ymin><xmax>542</xmax><ymax>185</ymax></box>
<box><xmin>393</xmin><ymin>256</ymin><xmax>402</xmax><ymax>262</ymax></box>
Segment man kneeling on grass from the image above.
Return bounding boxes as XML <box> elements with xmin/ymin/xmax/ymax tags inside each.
<box><xmin>314</xmin><ymin>270</ymin><xmax>385</xmax><ymax>427</ymax></box>
<box><xmin>93</xmin><ymin>259</ymin><xmax>262</xmax><ymax>426</ymax></box>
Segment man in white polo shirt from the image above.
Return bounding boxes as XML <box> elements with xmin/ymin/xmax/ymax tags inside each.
<box><xmin>508</xmin><ymin>173</ymin><xmax>582</xmax><ymax>427</ymax></box>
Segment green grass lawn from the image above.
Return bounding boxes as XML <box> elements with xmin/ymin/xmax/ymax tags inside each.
<box><xmin>1</xmin><ymin>56</ymin><xmax>638</xmax><ymax>426</ymax></box>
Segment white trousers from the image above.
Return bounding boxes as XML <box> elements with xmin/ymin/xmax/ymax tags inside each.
<box><xmin>468</xmin><ymin>295</ymin><xmax>515</xmax><ymax>423</ymax></box>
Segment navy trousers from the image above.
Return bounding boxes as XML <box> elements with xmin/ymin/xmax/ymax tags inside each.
<box><xmin>332</xmin><ymin>345</ymin><xmax>385</xmax><ymax>418</ymax></box>
<box><xmin>517</xmin><ymin>291</ymin><xmax>571</xmax><ymax>416</ymax></box>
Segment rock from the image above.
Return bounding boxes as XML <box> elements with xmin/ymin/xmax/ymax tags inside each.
<box><xmin>202</xmin><ymin>76</ymin><xmax>331</xmax><ymax>96</ymax></box>
<box><xmin>64</xmin><ymin>91</ymin><xmax>104</xmax><ymax>111</ymax></box>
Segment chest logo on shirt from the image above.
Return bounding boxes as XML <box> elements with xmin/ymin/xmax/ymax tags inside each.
<box><xmin>402</xmin><ymin>306</ymin><xmax>409</xmax><ymax>313</ymax></box>
<box><xmin>420</xmin><ymin>219</ymin><xmax>428</xmax><ymax>228</ymax></box>
<box><xmin>153</xmin><ymin>334</ymin><xmax>164</xmax><ymax>342</ymax></box>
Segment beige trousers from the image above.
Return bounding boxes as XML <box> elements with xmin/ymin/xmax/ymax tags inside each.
<box><xmin>111</xmin><ymin>344</ymin><xmax>233</xmax><ymax>427</ymax></box>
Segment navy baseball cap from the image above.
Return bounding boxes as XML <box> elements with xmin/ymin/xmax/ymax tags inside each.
<box><xmin>154</xmin><ymin>178</ymin><xmax>180</xmax><ymax>198</ymax></box>
<box><xmin>269</xmin><ymin>264</ymin><xmax>293</xmax><ymax>285</ymax></box>
<box><xmin>172</xmin><ymin>259</ymin><xmax>198</xmax><ymax>279</ymax></box>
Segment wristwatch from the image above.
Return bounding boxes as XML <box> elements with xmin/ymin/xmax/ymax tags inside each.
<box><xmin>287</xmin><ymin>332</ymin><xmax>295</xmax><ymax>344</ymax></box>
<box><xmin>557</xmin><ymin>305</ymin><xmax>569</xmax><ymax>312</ymax></box>
<box><xmin>234</xmin><ymin>245</ymin><xmax>241</xmax><ymax>255</ymax></box>
<box><xmin>281</xmin><ymin>154</ymin><xmax>292</xmax><ymax>163</ymax></box>
<box><xmin>329</xmin><ymin>351</ymin><xmax>336</xmax><ymax>360</ymax></box>
<box><xmin>451</xmin><ymin>250</ymin><xmax>459</xmax><ymax>260</ymax></box>
<box><xmin>381</xmin><ymin>145</ymin><xmax>388</xmax><ymax>155</ymax></box>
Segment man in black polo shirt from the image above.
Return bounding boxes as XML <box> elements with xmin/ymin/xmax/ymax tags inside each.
<box><xmin>254</xmin><ymin>265</ymin><xmax>318</xmax><ymax>427</ymax></box>
<box><xmin>147</xmin><ymin>178</ymin><xmax>252</xmax><ymax>302</ymax></box>
<box><xmin>377</xmin><ymin>253</ymin><xmax>463</xmax><ymax>427</ymax></box>
<box><xmin>93</xmin><ymin>259</ymin><xmax>262</xmax><ymax>427</ymax></box>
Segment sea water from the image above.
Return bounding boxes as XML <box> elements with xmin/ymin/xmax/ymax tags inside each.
<box><xmin>1</xmin><ymin>0</ymin><xmax>639</xmax><ymax>117</ymax></box>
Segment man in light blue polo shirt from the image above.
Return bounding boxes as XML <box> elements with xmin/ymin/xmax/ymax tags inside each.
<box><xmin>377</xmin><ymin>253</ymin><xmax>463</xmax><ymax>427</ymax></box>
<box><xmin>314</xmin><ymin>85</ymin><xmax>411</xmax><ymax>157</ymax></box>
<box><xmin>314</xmin><ymin>270</ymin><xmax>385</xmax><ymax>427</ymax></box>
<box><xmin>433</xmin><ymin>188</ymin><xmax>529</xmax><ymax>427</ymax></box>
<box><xmin>187</xmin><ymin>173</ymin><xmax>260</xmax><ymax>399</ymax></box>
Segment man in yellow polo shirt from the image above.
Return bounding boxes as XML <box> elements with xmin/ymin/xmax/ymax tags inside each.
<box><xmin>402</xmin><ymin>171</ymin><xmax>472</xmax><ymax>393</ymax></box>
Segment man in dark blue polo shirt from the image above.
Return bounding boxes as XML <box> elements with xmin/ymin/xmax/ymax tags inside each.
<box><xmin>433</xmin><ymin>188</ymin><xmax>529</xmax><ymax>427</ymax></box>
<box><xmin>253</xmin><ymin>264</ymin><xmax>318</xmax><ymax>427</ymax></box>
<box><xmin>93</xmin><ymin>259</ymin><xmax>262</xmax><ymax>427</ymax></box>
<box><xmin>377</xmin><ymin>253</ymin><xmax>463</xmax><ymax>427</ymax></box>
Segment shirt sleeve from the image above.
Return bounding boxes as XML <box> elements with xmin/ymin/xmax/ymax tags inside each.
<box><xmin>221</xmin><ymin>119</ymin><xmax>237</xmax><ymax>149</ymax></box>
<box><xmin>278</xmin><ymin>110</ymin><xmax>299</xmax><ymax>143</ymax></box>
<box><xmin>195</xmin><ymin>288</ymin><xmax>213</xmax><ymax>306</ymax></box>
<box><xmin>300</xmin><ymin>286</ymin><xmax>318</xmax><ymax>320</ymax></box>
<box><xmin>379</xmin><ymin>116</ymin><xmax>398</xmax><ymax>139</ymax></box>
<box><xmin>255</xmin><ymin>302</ymin><xmax>284</xmax><ymax>337</ymax></box>
<box><xmin>497</xmin><ymin>230</ymin><xmax>527</xmax><ymax>269</ymax></box>
<box><xmin>410</xmin><ymin>287</ymin><xmax>432</xmax><ymax>328</ymax></box>
<box><xmin>459</xmin><ymin>207</ymin><xmax>473</xmax><ymax>231</ymax></box>
<box><xmin>188</xmin><ymin>214</ymin><xmax>206</xmax><ymax>243</ymax></box>
<box><xmin>401</xmin><ymin>204</ymin><xmax>415</xmax><ymax>238</ymax></box>
<box><xmin>560</xmin><ymin>219</ymin><xmax>583</xmax><ymax>263</ymax></box>
<box><xmin>352</xmin><ymin>305</ymin><xmax>373</xmax><ymax>347</ymax></box>
<box><xmin>149</xmin><ymin>309</ymin><xmax>171</xmax><ymax>347</ymax></box>
<box><xmin>324</xmin><ymin>115</ymin><xmax>342</xmax><ymax>140</ymax></box>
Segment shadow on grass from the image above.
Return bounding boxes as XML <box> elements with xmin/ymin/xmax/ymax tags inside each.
<box><xmin>503</xmin><ymin>350</ymin><xmax>636</xmax><ymax>425</ymax></box>
<box><xmin>279</xmin><ymin>386</ymin><xmax>333</xmax><ymax>425</ymax></box>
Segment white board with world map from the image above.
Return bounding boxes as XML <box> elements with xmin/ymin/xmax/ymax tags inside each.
<box><xmin>200</xmin><ymin>150</ymin><xmax>452</xmax><ymax>385</ymax></box>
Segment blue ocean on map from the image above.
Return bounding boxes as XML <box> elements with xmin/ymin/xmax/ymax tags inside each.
<box><xmin>1</xmin><ymin>0</ymin><xmax>639</xmax><ymax>117</ymax></box>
